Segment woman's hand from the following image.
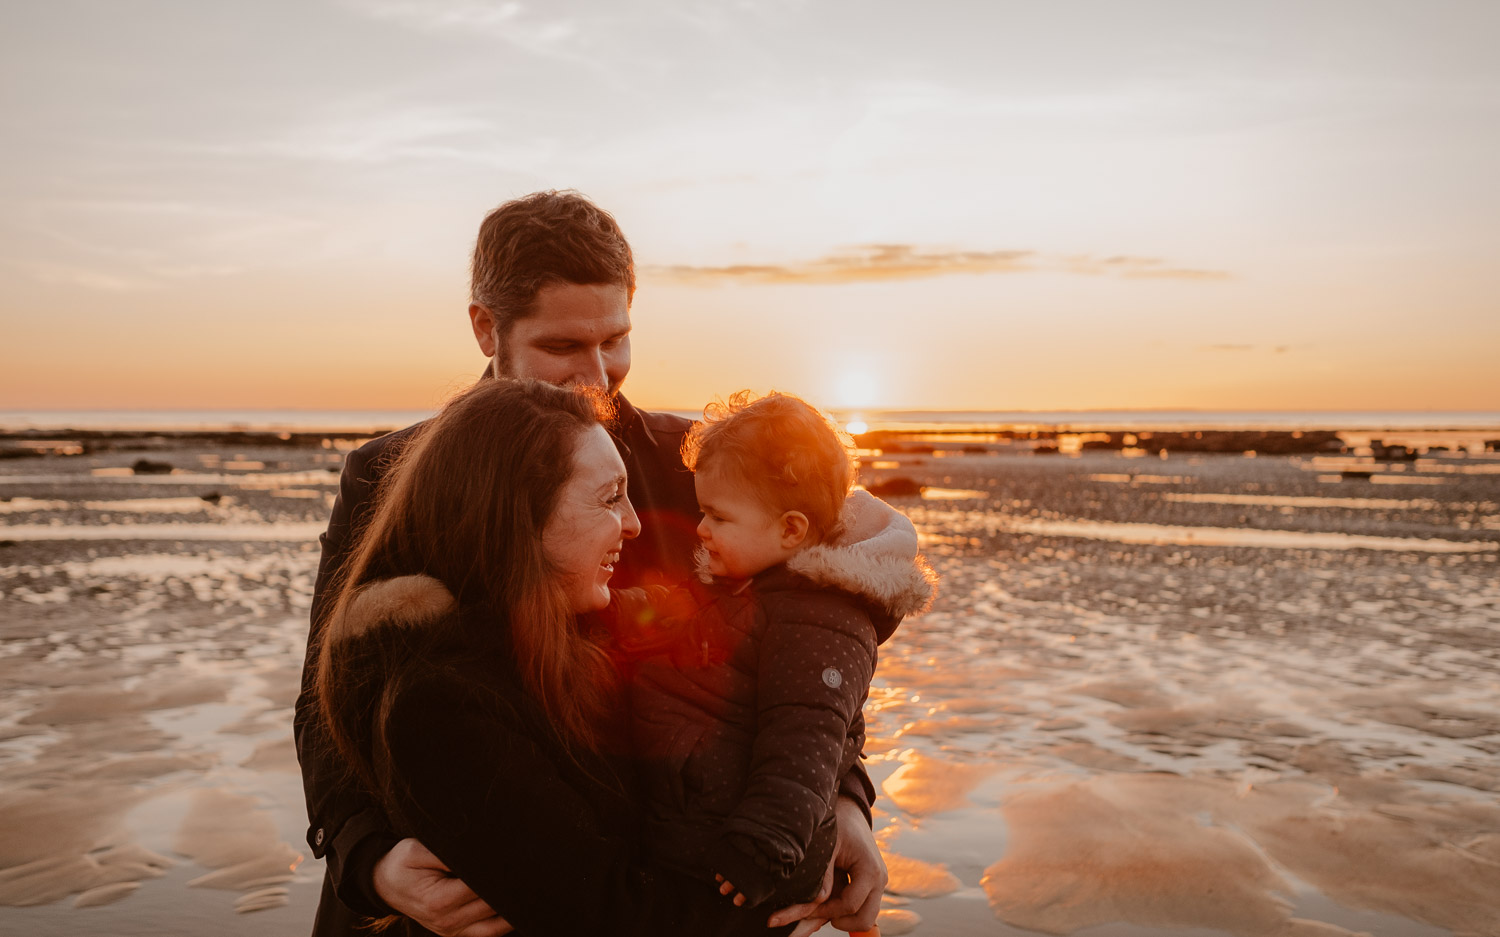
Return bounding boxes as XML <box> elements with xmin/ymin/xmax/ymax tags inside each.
<box><xmin>374</xmin><ymin>838</ymin><xmax>514</xmax><ymax>936</ymax></box>
<box><xmin>766</xmin><ymin>796</ymin><xmax>887</xmax><ymax>934</ymax></box>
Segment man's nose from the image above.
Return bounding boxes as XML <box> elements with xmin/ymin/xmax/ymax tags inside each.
<box><xmin>695</xmin><ymin>517</ymin><xmax>709</xmax><ymax>540</ymax></box>
<box><xmin>573</xmin><ymin>350</ymin><xmax>608</xmax><ymax>390</ymax></box>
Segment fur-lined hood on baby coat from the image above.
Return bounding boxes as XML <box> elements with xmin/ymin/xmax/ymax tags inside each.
<box><xmin>697</xmin><ymin>488</ymin><xmax>937</xmax><ymax>639</ymax></box>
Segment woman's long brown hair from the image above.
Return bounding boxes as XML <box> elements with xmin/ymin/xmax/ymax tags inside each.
<box><xmin>315</xmin><ymin>378</ymin><xmax>620</xmax><ymax>793</ymax></box>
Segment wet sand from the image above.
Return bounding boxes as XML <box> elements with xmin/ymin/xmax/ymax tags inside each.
<box><xmin>1</xmin><ymin>431</ymin><xmax>1497</xmax><ymax>935</ymax></box>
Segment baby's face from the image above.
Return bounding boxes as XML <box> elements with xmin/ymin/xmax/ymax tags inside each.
<box><xmin>694</xmin><ymin>467</ymin><xmax>803</xmax><ymax>579</ymax></box>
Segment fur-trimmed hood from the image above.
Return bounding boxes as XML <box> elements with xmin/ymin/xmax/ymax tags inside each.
<box><xmin>698</xmin><ymin>489</ymin><xmax>937</xmax><ymax>630</ymax></box>
<box><xmin>326</xmin><ymin>574</ymin><xmax>458</xmax><ymax>645</ymax></box>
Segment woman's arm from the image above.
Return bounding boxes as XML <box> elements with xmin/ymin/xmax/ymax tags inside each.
<box><xmin>384</xmin><ymin>677</ymin><xmax>779</xmax><ymax>937</ymax></box>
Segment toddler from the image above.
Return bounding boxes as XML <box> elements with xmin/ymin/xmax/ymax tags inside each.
<box><xmin>608</xmin><ymin>391</ymin><xmax>936</xmax><ymax>914</ymax></box>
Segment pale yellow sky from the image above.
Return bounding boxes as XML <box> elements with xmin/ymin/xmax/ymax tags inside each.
<box><xmin>2</xmin><ymin>1</ymin><xmax>1497</xmax><ymax>413</ymax></box>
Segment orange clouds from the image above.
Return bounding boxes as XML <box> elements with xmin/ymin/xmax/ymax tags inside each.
<box><xmin>646</xmin><ymin>244</ymin><xmax>1230</xmax><ymax>285</ymax></box>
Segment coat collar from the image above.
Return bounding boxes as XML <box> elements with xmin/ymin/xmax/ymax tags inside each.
<box><xmin>695</xmin><ymin>490</ymin><xmax>937</xmax><ymax>629</ymax></box>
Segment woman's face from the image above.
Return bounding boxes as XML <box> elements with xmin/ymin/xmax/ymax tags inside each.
<box><xmin>542</xmin><ymin>424</ymin><xmax>640</xmax><ymax>613</ymax></box>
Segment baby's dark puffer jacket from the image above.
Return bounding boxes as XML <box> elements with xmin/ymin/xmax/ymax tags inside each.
<box><xmin>616</xmin><ymin>490</ymin><xmax>938</xmax><ymax>909</ymax></box>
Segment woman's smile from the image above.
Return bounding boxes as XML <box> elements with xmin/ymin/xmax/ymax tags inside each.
<box><xmin>542</xmin><ymin>424</ymin><xmax>642</xmax><ymax>613</ymax></box>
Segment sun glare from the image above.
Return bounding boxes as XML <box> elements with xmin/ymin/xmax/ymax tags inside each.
<box><xmin>846</xmin><ymin>419</ymin><xmax>869</xmax><ymax>435</ymax></box>
<box><xmin>833</xmin><ymin>370</ymin><xmax>880</xmax><ymax>409</ymax></box>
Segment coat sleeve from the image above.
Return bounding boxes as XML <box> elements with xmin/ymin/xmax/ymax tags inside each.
<box><xmin>383</xmin><ymin>679</ymin><xmax>778</xmax><ymax>937</ymax></box>
<box><xmin>706</xmin><ymin>597</ymin><xmax>878</xmax><ymax>906</ymax></box>
<box><xmin>293</xmin><ymin>436</ymin><xmax>400</xmax><ymax>917</ymax></box>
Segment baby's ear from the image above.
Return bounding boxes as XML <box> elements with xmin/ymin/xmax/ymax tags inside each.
<box><xmin>779</xmin><ymin>511</ymin><xmax>810</xmax><ymax>549</ymax></box>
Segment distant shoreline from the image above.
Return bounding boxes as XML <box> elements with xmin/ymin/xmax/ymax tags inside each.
<box><xmin>3</xmin><ymin>425</ymin><xmax>1497</xmax><ymax>461</ymax></box>
<box><xmin>3</xmin><ymin>408</ymin><xmax>1499</xmax><ymax>435</ymax></box>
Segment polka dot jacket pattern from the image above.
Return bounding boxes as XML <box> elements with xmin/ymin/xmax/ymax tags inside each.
<box><xmin>609</xmin><ymin>528</ymin><xmax>934</xmax><ymax>910</ymax></box>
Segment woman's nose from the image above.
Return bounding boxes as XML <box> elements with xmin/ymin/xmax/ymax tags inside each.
<box><xmin>621</xmin><ymin>495</ymin><xmax>641</xmax><ymax>540</ymax></box>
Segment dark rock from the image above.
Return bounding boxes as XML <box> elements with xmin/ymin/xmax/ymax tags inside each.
<box><xmin>1033</xmin><ymin>445</ymin><xmax>1060</xmax><ymax>455</ymax></box>
<box><xmin>200</xmin><ymin>492</ymin><xmax>223</xmax><ymax>504</ymax></box>
<box><xmin>1112</xmin><ymin>430</ymin><xmax>1345</xmax><ymax>455</ymax></box>
<box><xmin>866</xmin><ymin>477</ymin><xmax>925</xmax><ymax>498</ymax></box>
<box><xmin>131</xmin><ymin>458</ymin><xmax>175</xmax><ymax>475</ymax></box>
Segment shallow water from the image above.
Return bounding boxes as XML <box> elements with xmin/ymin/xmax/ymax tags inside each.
<box><xmin>3</xmin><ymin>522</ymin><xmax>327</xmax><ymax>542</ymax></box>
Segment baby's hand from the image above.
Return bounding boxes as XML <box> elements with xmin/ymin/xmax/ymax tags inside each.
<box><xmin>713</xmin><ymin>873</ymin><xmax>748</xmax><ymax>907</ymax></box>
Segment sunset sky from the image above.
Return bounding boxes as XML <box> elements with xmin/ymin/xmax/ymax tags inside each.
<box><xmin>2</xmin><ymin>1</ymin><xmax>1497</xmax><ymax>414</ymax></box>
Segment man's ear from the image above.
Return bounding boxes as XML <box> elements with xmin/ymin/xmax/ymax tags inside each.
<box><xmin>469</xmin><ymin>303</ymin><xmax>500</xmax><ymax>358</ymax></box>
<box><xmin>779</xmin><ymin>511</ymin><xmax>810</xmax><ymax>550</ymax></box>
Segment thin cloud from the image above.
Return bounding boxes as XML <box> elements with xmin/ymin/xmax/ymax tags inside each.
<box><xmin>15</xmin><ymin>259</ymin><xmax>153</xmax><ymax>293</ymax></box>
<box><xmin>1200</xmin><ymin>344</ymin><xmax>1293</xmax><ymax>353</ymax></box>
<box><xmin>648</xmin><ymin>244</ymin><xmax>1229</xmax><ymax>285</ymax></box>
<box><xmin>343</xmin><ymin>0</ymin><xmax>581</xmax><ymax>55</ymax></box>
<box><xmin>1067</xmin><ymin>255</ymin><xmax>1233</xmax><ymax>281</ymax></box>
<box><xmin>168</xmin><ymin>105</ymin><xmax>558</xmax><ymax>172</ymax></box>
<box><xmin>224</xmin><ymin>109</ymin><xmax>521</xmax><ymax>166</ymax></box>
<box><xmin>649</xmin><ymin>244</ymin><xmax>1036</xmax><ymax>285</ymax></box>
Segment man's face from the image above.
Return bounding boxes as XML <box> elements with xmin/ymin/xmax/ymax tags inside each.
<box><xmin>470</xmin><ymin>282</ymin><xmax>632</xmax><ymax>395</ymax></box>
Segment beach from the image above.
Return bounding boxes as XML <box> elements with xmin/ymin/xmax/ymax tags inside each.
<box><xmin>1</xmin><ymin>425</ymin><xmax>1497</xmax><ymax>936</ymax></box>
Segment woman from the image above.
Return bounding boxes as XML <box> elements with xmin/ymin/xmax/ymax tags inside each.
<box><xmin>314</xmin><ymin>378</ymin><xmax>785</xmax><ymax>936</ymax></box>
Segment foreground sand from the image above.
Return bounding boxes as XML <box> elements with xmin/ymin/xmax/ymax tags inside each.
<box><xmin>1</xmin><ymin>431</ymin><xmax>1497</xmax><ymax>935</ymax></box>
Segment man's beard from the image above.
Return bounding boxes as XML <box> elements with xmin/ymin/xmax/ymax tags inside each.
<box><xmin>489</xmin><ymin>348</ymin><xmax>625</xmax><ymax>422</ymax></box>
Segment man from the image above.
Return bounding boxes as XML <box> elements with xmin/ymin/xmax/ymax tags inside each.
<box><xmin>295</xmin><ymin>191</ymin><xmax>887</xmax><ymax>937</ymax></box>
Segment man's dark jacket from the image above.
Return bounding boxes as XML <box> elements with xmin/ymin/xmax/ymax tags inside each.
<box><xmin>293</xmin><ymin>393</ymin><xmax>875</xmax><ymax>932</ymax></box>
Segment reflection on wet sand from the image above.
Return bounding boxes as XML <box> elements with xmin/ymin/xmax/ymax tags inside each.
<box><xmin>0</xmin><ymin>435</ymin><xmax>323</xmax><ymax>935</ymax></box>
<box><xmin>2</xmin><ymin>522</ymin><xmax>327</xmax><ymax>541</ymax></box>
<box><xmin>981</xmin><ymin>772</ymin><xmax>1498</xmax><ymax>937</ymax></box>
<box><xmin>974</xmin><ymin>516</ymin><xmax>1498</xmax><ymax>552</ymax></box>
<box><xmin>0</xmin><ymin>470</ymin><xmax>339</xmax><ymax>488</ymax></box>
<box><xmin>4</xmin><ymin>432</ymin><xmax>1499</xmax><ymax>935</ymax></box>
<box><xmin>856</xmin><ymin>442</ymin><xmax>1498</xmax><ymax>935</ymax></box>
<box><xmin>174</xmin><ymin>788</ymin><xmax>302</xmax><ymax>911</ymax></box>
<box><xmin>1164</xmin><ymin>492</ymin><xmax>1445</xmax><ymax>510</ymax></box>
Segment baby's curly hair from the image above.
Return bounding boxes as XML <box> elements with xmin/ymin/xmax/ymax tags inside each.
<box><xmin>682</xmin><ymin>390</ymin><xmax>855</xmax><ymax>545</ymax></box>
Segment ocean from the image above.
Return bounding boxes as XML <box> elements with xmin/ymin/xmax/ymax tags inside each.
<box><xmin>3</xmin><ymin>408</ymin><xmax>1499</xmax><ymax>433</ymax></box>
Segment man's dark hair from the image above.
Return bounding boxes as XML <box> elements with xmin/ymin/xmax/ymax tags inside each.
<box><xmin>470</xmin><ymin>190</ymin><xmax>635</xmax><ymax>343</ymax></box>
